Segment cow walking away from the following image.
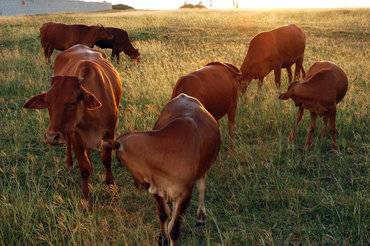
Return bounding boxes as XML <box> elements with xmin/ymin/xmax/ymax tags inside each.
<box><xmin>240</xmin><ymin>24</ymin><xmax>306</xmax><ymax>99</ymax></box>
<box><xmin>94</xmin><ymin>27</ymin><xmax>140</xmax><ymax>64</ymax></box>
<box><xmin>24</xmin><ymin>45</ymin><xmax>122</xmax><ymax>210</ymax></box>
<box><xmin>279</xmin><ymin>61</ymin><xmax>348</xmax><ymax>150</ymax></box>
<box><xmin>105</xmin><ymin>94</ymin><xmax>221</xmax><ymax>246</ymax></box>
<box><xmin>171</xmin><ymin>61</ymin><xmax>242</xmax><ymax>156</ymax></box>
<box><xmin>40</xmin><ymin>22</ymin><xmax>113</xmax><ymax>64</ymax></box>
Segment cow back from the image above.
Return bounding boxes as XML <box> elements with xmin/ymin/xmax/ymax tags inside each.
<box><xmin>241</xmin><ymin>24</ymin><xmax>305</xmax><ymax>79</ymax></box>
<box><xmin>171</xmin><ymin>62</ymin><xmax>241</xmax><ymax>120</ymax></box>
<box><xmin>40</xmin><ymin>22</ymin><xmax>111</xmax><ymax>51</ymax></box>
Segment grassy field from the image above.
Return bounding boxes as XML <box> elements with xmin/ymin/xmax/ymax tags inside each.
<box><xmin>0</xmin><ymin>8</ymin><xmax>369</xmax><ymax>245</ymax></box>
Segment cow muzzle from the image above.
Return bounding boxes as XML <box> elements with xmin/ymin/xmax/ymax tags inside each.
<box><xmin>44</xmin><ymin>131</ymin><xmax>65</xmax><ymax>145</ymax></box>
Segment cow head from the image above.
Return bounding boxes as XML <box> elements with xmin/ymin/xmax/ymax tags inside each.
<box><xmin>128</xmin><ymin>48</ymin><xmax>140</xmax><ymax>64</ymax></box>
<box><xmin>23</xmin><ymin>76</ymin><xmax>102</xmax><ymax>145</ymax></box>
<box><xmin>240</xmin><ymin>73</ymin><xmax>253</xmax><ymax>94</ymax></box>
<box><xmin>96</xmin><ymin>24</ymin><xmax>113</xmax><ymax>41</ymax></box>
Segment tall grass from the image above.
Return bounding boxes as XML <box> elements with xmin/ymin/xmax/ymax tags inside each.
<box><xmin>0</xmin><ymin>8</ymin><xmax>369</xmax><ymax>245</ymax></box>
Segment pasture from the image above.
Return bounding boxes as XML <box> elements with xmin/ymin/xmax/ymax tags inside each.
<box><xmin>0</xmin><ymin>8</ymin><xmax>369</xmax><ymax>245</ymax></box>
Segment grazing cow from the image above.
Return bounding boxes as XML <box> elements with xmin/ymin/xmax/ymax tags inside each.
<box><xmin>105</xmin><ymin>94</ymin><xmax>221</xmax><ymax>246</ymax></box>
<box><xmin>171</xmin><ymin>61</ymin><xmax>242</xmax><ymax>156</ymax></box>
<box><xmin>94</xmin><ymin>27</ymin><xmax>140</xmax><ymax>64</ymax></box>
<box><xmin>23</xmin><ymin>44</ymin><xmax>122</xmax><ymax>210</ymax></box>
<box><xmin>278</xmin><ymin>61</ymin><xmax>348</xmax><ymax>150</ymax></box>
<box><xmin>240</xmin><ymin>24</ymin><xmax>306</xmax><ymax>99</ymax></box>
<box><xmin>40</xmin><ymin>22</ymin><xmax>113</xmax><ymax>64</ymax></box>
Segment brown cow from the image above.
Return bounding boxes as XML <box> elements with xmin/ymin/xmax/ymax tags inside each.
<box><xmin>171</xmin><ymin>61</ymin><xmax>242</xmax><ymax>156</ymax></box>
<box><xmin>105</xmin><ymin>94</ymin><xmax>221</xmax><ymax>246</ymax></box>
<box><xmin>94</xmin><ymin>27</ymin><xmax>140</xmax><ymax>64</ymax></box>
<box><xmin>23</xmin><ymin>44</ymin><xmax>122</xmax><ymax>210</ymax></box>
<box><xmin>40</xmin><ymin>22</ymin><xmax>113</xmax><ymax>64</ymax></box>
<box><xmin>279</xmin><ymin>61</ymin><xmax>348</xmax><ymax>150</ymax></box>
<box><xmin>240</xmin><ymin>24</ymin><xmax>306</xmax><ymax>99</ymax></box>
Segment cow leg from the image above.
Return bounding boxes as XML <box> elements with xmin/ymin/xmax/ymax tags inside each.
<box><xmin>110</xmin><ymin>51</ymin><xmax>115</xmax><ymax>62</ymax></box>
<box><xmin>227</xmin><ymin>105</ymin><xmax>236</xmax><ymax>157</ymax></box>
<box><xmin>294</xmin><ymin>57</ymin><xmax>304</xmax><ymax>81</ymax></box>
<box><xmin>65</xmin><ymin>136</ymin><xmax>73</xmax><ymax>168</ymax></box>
<box><xmin>255</xmin><ymin>77</ymin><xmax>264</xmax><ymax>100</ymax></box>
<box><xmin>196</xmin><ymin>175</ymin><xmax>207</xmax><ymax>226</ymax></box>
<box><xmin>286</xmin><ymin>66</ymin><xmax>293</xmax><ymax>83</ymax></box>
<box><xmin>168</xmin><ymin>191</ymin><xmax>192</xmax><ymax>246</ymax></box>
<box><xmin>46</xmin><ymin>46</ymin><xmax>54</xmax><ymax>65</ymax></box>
<box><xmin>305</xmin><ymin>112</ymin><xmax>317</xmax><ymax>151</ymax></box>
<box><xmin>154</xmin><ymin>194</ymin><xmax>170</xmax><ymax>246</ymax></box>
<box><xmin>71</xmin><ymin>133</ymin><xmax>93</xmax><ymax>211</ymax></box>
<box><xmin>288</xmin><ymin>106</ymin><xmax>304</xmax><ymax>142</ymax></box>
<box><xmin>116</xmin><ymin>52</ymin><xmax>120</xmax><ymax>65</ymax></box>
<box><xmin>321</xmin><ymin>114</ymin><xmax>329</xmax><ymax>139</ymax></box>
<box><xmin>273</xmin><ymin>67</ymin><xmax>282</xmax><ymax>91</ymax></box>
<box><xmin>101</xmin><ymin>132</ymin><xmax>115</xmax><ymax>187</ymax></box>
<box><xmin>329</xmin><ymin>108</ymin><xmax>338</xmax><ymax>150</ymax></box>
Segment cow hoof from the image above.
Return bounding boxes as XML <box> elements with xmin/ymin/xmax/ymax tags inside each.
<box><xmin>80</xmin><ymin>199</ymin><xmax>93</xmax><ymax>212</ymax></box>
<box><xmin>65</xmin><ymin>159</ymin><xmax>73</xmax><ymax>168</ymax></box>
<box><xmin>105</xmin><ymin>183</ymin><xmax>118</xmax><ymax>194</ymax></box>
<box><xmin>196</xmin><ymin>221</ymin><xmax>206</xmax><ymax>227</ymax></box>
<box><xmin>158</xmin><ymin>235</ymin><xmax>169</xmax><ymax>246</ymax></box>
<box><xmin>304</xmin><ymin>144</ymin><xmax>311</xmax><ymax>152</ymax></box>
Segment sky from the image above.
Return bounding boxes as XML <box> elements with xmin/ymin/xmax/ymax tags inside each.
<box><xmin>92</xmin><ymin>0</ymin><xmax>370</xmax><ymax>10</ymax></box>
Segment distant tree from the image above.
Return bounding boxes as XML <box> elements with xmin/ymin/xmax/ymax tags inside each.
<box><xmin>112</xmin><ymin>4</ymin><xmax>134</xmax><ymax>10</ymax></box>
<box><xmin>179</xmin><ymin>3</ymin><xmax>207</xmax><ymax>9</ymax></box>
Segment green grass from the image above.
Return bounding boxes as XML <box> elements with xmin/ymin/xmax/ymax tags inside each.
<box><xmin>0</xmin><ymin>8</ymin><xmax>369</xmax><ymax>245</ymax></box>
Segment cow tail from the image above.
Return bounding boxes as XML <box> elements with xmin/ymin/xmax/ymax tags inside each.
<box><xmin>103</xmin><ymin>139</ymin><xmax>121</xmax><ymax>150</ymax></box>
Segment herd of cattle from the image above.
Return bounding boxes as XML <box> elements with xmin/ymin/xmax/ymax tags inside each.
<box><xmin>23</xmin><ymin>22</ymin><xmax>348</xmax><ymax>245</ymax></box>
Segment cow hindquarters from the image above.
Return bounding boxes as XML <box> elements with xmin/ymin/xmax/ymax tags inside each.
<box><xmin>71</xmin><ymin>133</ymin><xmax>93</xmax><ymax>211</ymax></box>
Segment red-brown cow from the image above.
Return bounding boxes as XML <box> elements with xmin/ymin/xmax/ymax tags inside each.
<box><xmin>279</xmin><ymin>61</ymin><xmax>348</xmax><ymax>150</ymax></box>
<box><xmin>171</xmin><ymin>61</ymin><xmax>242</xmax><ymax>156</ymax></box>
<box><xmin>94</xmin><ymin>27</ymin><xmax>140</xmax><ymax>64</ymax></box>
<box><xmin>40</xmin><ymin>22</ymin><xmax>113</xmax><ymax>64</ymax></box>
<box><xmin>105</xmin><ymin>94</ymin><xmax>221</xmax><ymax>246</ymax></box>
<box><xmin>24</xmin><ymin>44</ymin><xmax>122</xmax><ymax>210</ymax></box>
<box><xmin>240</xmin><ymin>24</ymin><xmax>306</xmax><ymax>99</ymax></box>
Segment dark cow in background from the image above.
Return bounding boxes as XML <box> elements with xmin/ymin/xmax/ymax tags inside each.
<box><xmin>279</xmin><ymin>61</ymin><xmax>348</xmax><ymax>150</ymax></box>
<box><xmin>40</xmin><ymin>22</ymin><xmax>113</xmax><ymax>64</ymax></box>
<box><xmin>240</xmin><ymin>24</ymin><xmax>306</xmax><ymax>99</ymax></box>
<box><xmin>171</xmin><ymin>61</ymin><xmax>242</xmax><ymax>156</ymax></box>
<box><xmin>105</xmin><ymin>94</ymin><xmax>221</xmax><ymax>246</ymax></box>
<box><xmin>95</xmin><ymin>27</ymin><xmax>140</xmax><ymax>64</ymax></box>
<box><xmin>24</xmin><ymin>44</ymin><xmax>122</xmax><ymax>210</ymax></box>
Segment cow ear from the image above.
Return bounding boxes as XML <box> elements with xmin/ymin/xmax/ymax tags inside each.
<box><xmin>278</xmin><ymin>93</ymin><xmax>290</xmax><ymax>100</ymax></box>
<box><xmin>83</xmin><ymin>92</ymin><xmax>102</xmax><ymax>110</ymax></box>
<box><xmin>97</xmin><ymin>23</ymin><xmax>103</xmax><ymax>28</ymax></box>
<box><xmin>23</xmin><ymin>93</ymin><xmax>47</xmax><ymax>109</ymax></box>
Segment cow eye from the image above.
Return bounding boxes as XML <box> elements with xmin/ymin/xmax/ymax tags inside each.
<box><xmin>70</xmin><ymin>102</ymin><xmax>77</xmax><ymax>106</ymax></box>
